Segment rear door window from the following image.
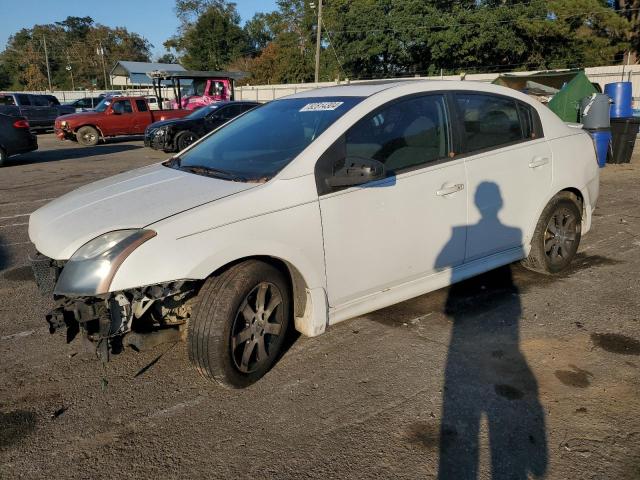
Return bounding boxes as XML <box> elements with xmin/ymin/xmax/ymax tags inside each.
<box><xmin>31</xmin><ymin>96</ymin><xmax>51</xmax><ymax>107</ymax></box>
<box><xmin>455</xmin><ymin>93</ymin><xmax>523</xmax><ymax>153</ymax></box>
<box><xmin>15</xmin><ymin>94</ymin><xmax>31</xmax><ymax>106</ymax></box>
<box><xmin>135</xmin><ymin>99</ymin><xmax>148</xmax><ymax>112</ymax></box>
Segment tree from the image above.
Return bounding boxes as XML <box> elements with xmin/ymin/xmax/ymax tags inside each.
<box><xmin>156</xmin><ymin>53</ymin><xmax>179</xmax><ymax>64</ymax></box>
<box><xmin>168</xmin><ymin>2</ymin><xmax>249</xmax><ymax>70</ymax></box>
<box><xmin>244</xmin><ymin>12</ymin><xmax>279</xmax><ymax>54</ymax></box>
<box><xmin>0</xmin><ymin>16</ymin><xmax>152</xmax><ymax>90</ymax></box>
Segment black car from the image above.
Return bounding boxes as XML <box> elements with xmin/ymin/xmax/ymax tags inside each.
<box><xmin>0</xmin><ymin>114</ymin><xmax>38</xmax><ymax>166</ymax></box>
<box><xmin>144</xmin><ymin>101</ymin><xmax>260</xmax><ymax>152</ymax></box>
<box><xmin>65</xmin><ymin>97</ymin><xmax>102</xmax><ymax>112</ymax></box>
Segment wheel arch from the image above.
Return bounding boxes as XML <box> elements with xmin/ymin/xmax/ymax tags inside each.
<box><xmin>525</xmin><ymin>185</ymin><xmax>590</xmax><ymax>253</ymax></box>
<box><xmin>204</xmin><ymin>254</ymin><xmax>327</xmax><ymax>337</ymax></box>
<box><xmin>74</xmin><ymin>124</ymin><xmax>104</xmax><ymax>138</ymax></box>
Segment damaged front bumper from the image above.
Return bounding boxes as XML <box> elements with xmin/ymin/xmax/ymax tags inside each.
<box><xmin>144</xmin><ymin>128</ymin><xmax>173</xmax><ymax>152</ymax></box>
<box><xmin>31</xmin><ymin>251</ymin><xmax>198</xmax><ymax>360</ymax></box>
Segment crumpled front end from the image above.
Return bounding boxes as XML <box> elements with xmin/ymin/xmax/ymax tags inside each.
<box><xmin>31</xmin><ymin>250</ymin><xmax>199</xmax><ymax>360</ymax></box>
<box><xmin>144</xmin><ymin>126</ymin><xmax>173</xmax><ymax>151</ymax></box>
<box><xmin>54</xmin><ymin>118</ymin><xmax>74</xmax><ymax>141</ymax></box>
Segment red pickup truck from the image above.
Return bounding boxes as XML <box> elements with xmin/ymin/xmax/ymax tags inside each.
<box><xmin>54</xmin><ymin>96</ymin><xmax>190</xmax><ymax>146</ymax></box>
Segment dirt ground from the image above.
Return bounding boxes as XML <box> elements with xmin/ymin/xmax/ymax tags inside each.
<box><xmin>0</xmin><ymin>134</ymin><xmax>639</xmax><ymax>479</ymax></box>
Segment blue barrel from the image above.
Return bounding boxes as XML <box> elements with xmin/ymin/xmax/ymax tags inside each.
<box><xmin>587</xmin><ymin>129</ymin><xmax>611</xmax><ymax>168</ymax></box>
<box><xmin>604</xmin><ymin>82</ymin><xmax>633</xmax><ymax>118</ymax></box>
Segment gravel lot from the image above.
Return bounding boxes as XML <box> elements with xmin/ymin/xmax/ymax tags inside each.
<box><xmin>1</xmin><ymin>134</ymin><xmax>639</xmax><ymax>479</ymax></box>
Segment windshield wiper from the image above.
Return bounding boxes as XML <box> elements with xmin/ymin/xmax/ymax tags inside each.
<box><xmin>179</xmin><ymin>164</ymin><xmax>247</xmax><ymax>182</ymax></box>
<box><xmin>164</xmin><ymin>156</ymin><xmax>182</xmax><ymax>168</ymax></box>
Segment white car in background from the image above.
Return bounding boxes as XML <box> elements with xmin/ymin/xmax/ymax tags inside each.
<box><xmin>29</xmin><ymin>81</ymin><xmax>599</xmax><ymax>388</ymax></box>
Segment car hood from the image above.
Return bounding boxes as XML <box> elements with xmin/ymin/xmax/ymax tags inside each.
<box><xmin>29</xmin><ymin>164</ymin><xmax>256</xmax><ymax>260</ymax></box>
<box><xmin>56</xmin><ymin>111</ymin><xmax>104</xmax><ymax>123</ymax></box>
<box><xmin>148</xmin><ymin>117</ymin><xmax>198</xmax><ymax>130</ymax></box>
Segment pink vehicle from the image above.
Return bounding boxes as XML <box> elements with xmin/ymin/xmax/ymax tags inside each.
<box><xmin>150</xmin><ymin>70</ymin><xmax>246</xmax><ymax>111</ymax></box>
<box><xmin>176</xmin><ymin>78</ymin><xmax>232</xmax><ymax>110</ymax></box>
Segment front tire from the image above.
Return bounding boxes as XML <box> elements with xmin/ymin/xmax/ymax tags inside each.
<box><xmin>175</xmin><ymin>131</ymin><xmax>198</xmax><ymax>151</ymax></box>
<box><xmin>522</xmin><ymin>193</ymin><xmax>582</xmax><ymax>274</ymax></box>
<box><xmin>188</xmin><ymin>260</ymin><xmax>290</xmax><ymax>388</ymax></box>
<box><xmin>0</xmin><ymin>148</ymin><xmax>6</xmax><ymax>167</ymax></box>
<box><xmin>76</xmin><ymin>126</ymin><xmax>99</xmax><ymax>146</ymax></box>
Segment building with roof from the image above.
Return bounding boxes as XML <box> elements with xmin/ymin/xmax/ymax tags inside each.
<box><xmin>110</xmin><ymin>61</ymin><xmax>186</xmax><ymax>87</ymax></box>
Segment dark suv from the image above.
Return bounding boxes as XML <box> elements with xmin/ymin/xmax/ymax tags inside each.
<box><xmin>0</xmin><ymin>93</ymin><xmax>74</xmax><ymax>130</ymax></box>
<box><xmin>144</xmin><ymin>101</ymin><xmax>260</xmax><ymax>152</ymax></box>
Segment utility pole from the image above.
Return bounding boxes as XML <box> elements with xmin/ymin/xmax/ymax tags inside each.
<box><xmin>314</xmin><ymin>0</ymin><xmax>323</xmax><ymax>84</ymax></box>
<box><xmin>42</xmin><ymin>35</ymin><xmax>52</xmax><ymax>91</ymax></box>
<box><xmin>65</xmin><ymin>52</ymin><xmax>75</xmax><ymax>91</ymax></box>
<box><xmin>97</xmin><ymin>41</ymin><xmax>109</xmax><ymax>90</ymax></box>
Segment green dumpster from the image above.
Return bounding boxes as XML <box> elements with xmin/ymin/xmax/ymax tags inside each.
<box><xmin>493</xmin><ymin>69</ymin><xmax>598</xmax><ymax>123</ymax></box>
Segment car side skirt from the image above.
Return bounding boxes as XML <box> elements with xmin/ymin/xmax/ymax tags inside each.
<box><xmin>327</xmin><ymin>246</ymin><xmax>526</xmax><ymax>327</ymax></box>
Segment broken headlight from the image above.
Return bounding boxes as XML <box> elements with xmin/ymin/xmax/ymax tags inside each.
<box><xmin>54</xmin><ymin>229</ymin><xmax>156</xmax><ymax>296</ymax></box>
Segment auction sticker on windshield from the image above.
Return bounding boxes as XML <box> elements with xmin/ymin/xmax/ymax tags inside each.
<box><xmin>299</xmin><ymin>102</ymin><xmax>344</xmax><ymax>112</ymax></box>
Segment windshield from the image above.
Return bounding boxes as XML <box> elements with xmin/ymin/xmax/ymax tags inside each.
<box><xmin>172</xmin><ymin>96</ymin><xmax>363</xmax><ymax>181</ymax></box>
<box><xmin>184</xmin><ymin>79</ymin><xmax>206</xmax><ymax>97</ymax></box>
<box><xmin>95</xmin><ymin>98</ymin><xmax>112</xmax><ymax>112</ymax></box>
<box><xmin>186</xmin><ymin>105</ymin><xmax>219</xmax><ymax>120</ymax></box>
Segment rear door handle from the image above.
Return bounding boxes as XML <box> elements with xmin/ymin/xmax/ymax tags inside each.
<box><xmin>529</xmin><ymin>157</ymin><xmax>550</xmax><ymax>168</ymax></box>
<box><xmin>436</xmin><ymin>184</ymin><xmax>465</xmax><ymax>196</ymax></box>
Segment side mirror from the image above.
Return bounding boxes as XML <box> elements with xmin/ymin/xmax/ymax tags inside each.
<box><xmin>326</xmin><ymin>157</ymin><xmax>386</xmax><ymax>188</ymax></box>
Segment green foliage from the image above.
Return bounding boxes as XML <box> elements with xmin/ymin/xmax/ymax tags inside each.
<box><xmin>0</xmin><ymin>16</ymin><xmax>152</xmax><ymax>90</ymax></box>
<box><xmin>168</xmin><ymin>3</ymin><xmax>249</xmax><ymax>70</ymax></box>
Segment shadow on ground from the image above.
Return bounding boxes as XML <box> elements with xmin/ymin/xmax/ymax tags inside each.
<box><xmin>0</xmin><ymin>411</ymin><xmax>37</xmax><ymax>450</ymax></box>
<box><xmin>3</xmin><ymin>143</ymin><xmax>143</xmax><ymax>167</ymax></box>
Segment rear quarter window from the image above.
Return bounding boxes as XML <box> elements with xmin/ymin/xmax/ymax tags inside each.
<box><xmin>31</xmin><ymin>96</ymin><xmax>51</xmax><ymax>107</ymax></box>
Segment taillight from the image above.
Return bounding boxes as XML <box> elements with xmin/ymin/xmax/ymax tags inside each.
<box><xmin>13</xmin><ymin>119</ymin><xmax>30</xmax><ymax>129</ymax></box>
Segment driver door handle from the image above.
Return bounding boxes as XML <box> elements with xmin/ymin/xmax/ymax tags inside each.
<box><xmin>436</xmin><ymin>184</ymin><xmax>465</xmax><ymax>196</ymax></box>
<box><xmin>529</xmin><ymin>157</ymin><xmax>550</xmax><ymax>168</ymax></box>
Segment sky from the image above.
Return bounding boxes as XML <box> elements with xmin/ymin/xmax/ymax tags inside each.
<box><xmin>0</xmin><ymin>0</ymin><xmax>278</xmax><ymax>58</ymax></box>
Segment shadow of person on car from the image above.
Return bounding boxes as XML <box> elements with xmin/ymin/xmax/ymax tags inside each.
<box><xmin>436</xmin><ymin>182</ymin><xmax>547</xmax><ymax>480</ymax></box>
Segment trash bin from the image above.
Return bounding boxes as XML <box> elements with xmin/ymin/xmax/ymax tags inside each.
<box><xmin>580</xmin><ymin>93</ymin><xmax>611</xmax><ymax>129</ymax></box>
<box><xmin>587</xmin><ymin>129</ymin><xmax>611</xmax><ymax>168</ymax></box>
<box><xmin>610</xmin><ymin>117</ymin><xmax>640</xmax><ymax>164</ymax></box>
<box><xmin>604</xmin><ymin>82</ymin><xmax>633</xmax><ymax>119</ymax></box>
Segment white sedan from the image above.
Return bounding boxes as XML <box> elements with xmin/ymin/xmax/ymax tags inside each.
<box><xmin>29</xmin><ymin>80</ymin><xmax>599</xmax><ymax>387</ymax></box>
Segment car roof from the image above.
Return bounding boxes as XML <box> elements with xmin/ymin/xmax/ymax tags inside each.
<box><xmin>283</xmin><ymin>79</ymin><xmax>523</xmax><ymax>100</ymax></box>
<box><xmin>286</xmin><ymin>81</ymin><xmax>412</xmax><ymax>98</ymax></box>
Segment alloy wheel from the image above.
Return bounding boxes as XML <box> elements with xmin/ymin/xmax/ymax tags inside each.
<box><xmin>230</xmin><ymin>282</ymin><xmax>284</xmax><ymax>374</ymax></box>
<box><xmin>544</xmin><ymin>206</ymin><xmax>578</xmax><ymax>266</ymax></box>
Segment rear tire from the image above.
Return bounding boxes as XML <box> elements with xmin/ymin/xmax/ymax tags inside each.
<box><xmin>188</xmin><ymin>260</ymin><xmax>290</xmax><ymax>388</ymax></box>
<box><xmin>0</xmin><ymin>148</ymin><xmax>6</xmax><ymax>167</ymax></box>
<box><xmin>76</xmin><ymin>126</ymin><xmax>99</xmax><ymax>146</ymax></box>
<box><xmin>522</xmin><ymin>192</ymin><xmax>582</xmax><ymax>274</ymax></box>
<box><xmin>175</xmin><ymin>131</ymin><xmax>198</xmax><ymax>151</ymax></box>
